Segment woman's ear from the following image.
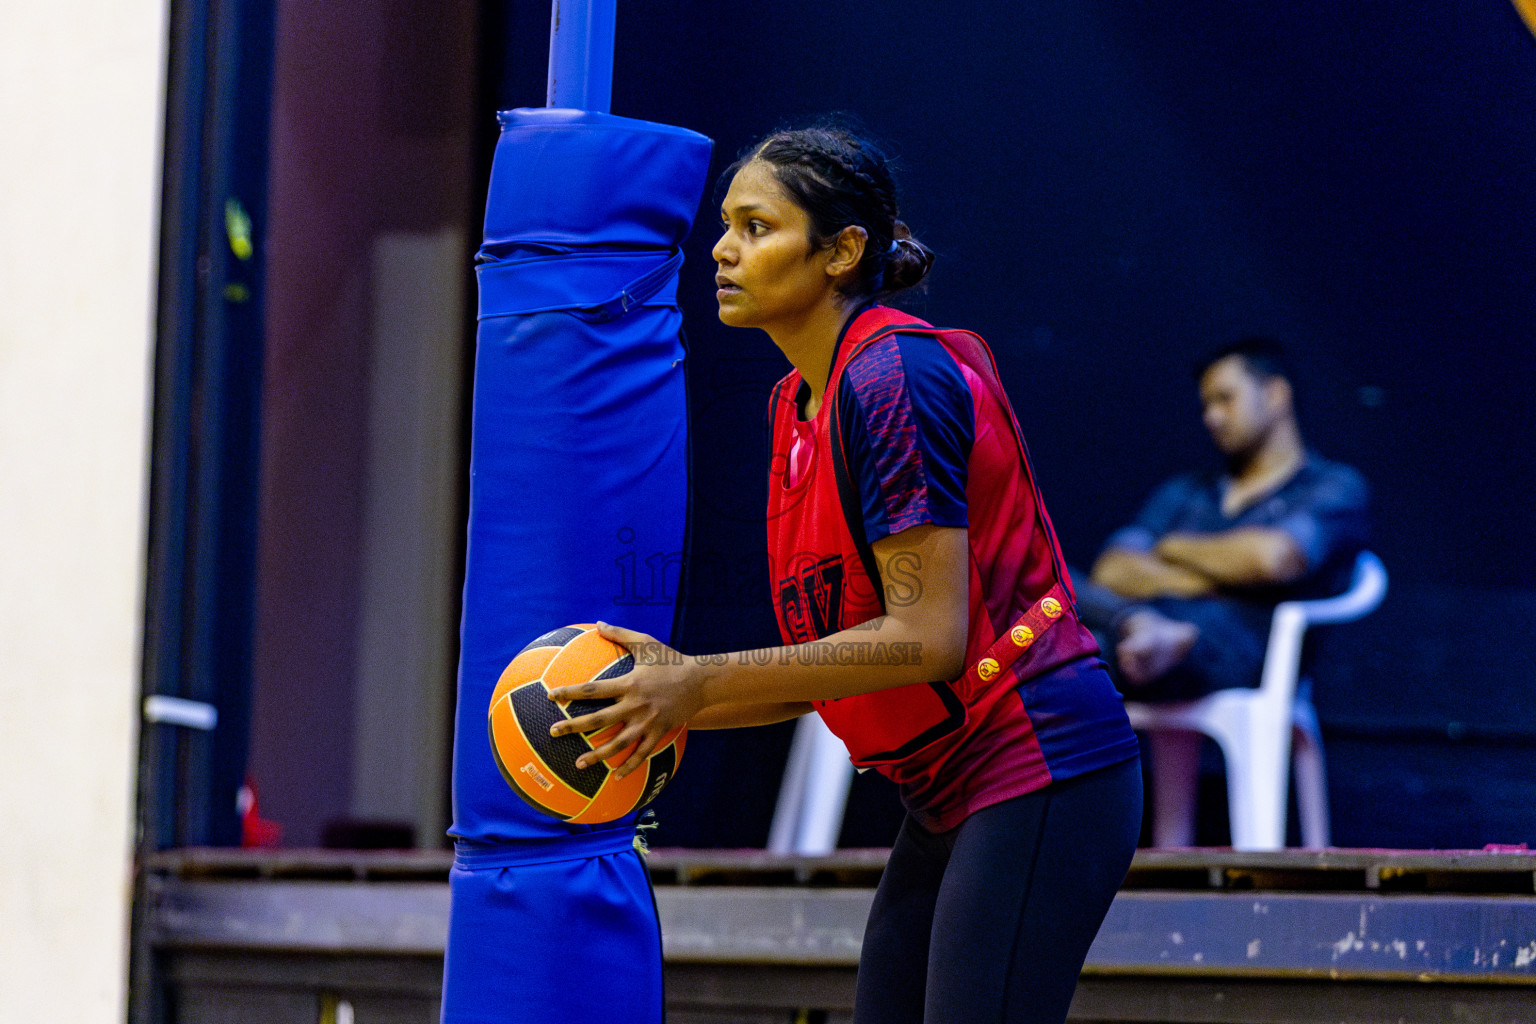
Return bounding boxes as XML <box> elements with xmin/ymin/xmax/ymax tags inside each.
<box><xmin>825</xmin><ymin>225</ymin><xmax>868</xmax><ymax>280</ymax></box>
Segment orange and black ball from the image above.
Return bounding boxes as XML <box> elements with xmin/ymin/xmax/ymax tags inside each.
<box><xmin>488</xmin><ymin>624</ymin><xmax>685</xmax><ymax>824</ymax></box>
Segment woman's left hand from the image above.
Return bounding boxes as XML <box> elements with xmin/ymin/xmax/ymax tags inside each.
<box><xmin>545</xmin><ymin>622</ymin><xmax>707</xmax><ymax>778</ymax></box>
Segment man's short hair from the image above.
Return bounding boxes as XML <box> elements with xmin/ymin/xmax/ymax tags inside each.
<box><xmin>1193</xmin><ymin>335</ymin><xmax>1292</xmax><ymax>384</ymax></box>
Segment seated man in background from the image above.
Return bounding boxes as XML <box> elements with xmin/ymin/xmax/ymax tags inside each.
<box><xmin>1078</xmin><ymin>336</ymin><xmax>1370</xmax><ymax>701</ymax></box>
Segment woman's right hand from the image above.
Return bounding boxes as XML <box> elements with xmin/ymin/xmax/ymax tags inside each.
<box><xmin>546</xmin><ymin>622</ymin><xmax>707</xmax><ymax>778</ymax></box>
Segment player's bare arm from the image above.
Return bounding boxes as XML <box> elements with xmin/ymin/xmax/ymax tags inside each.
<box><xmin>548</xmin><ymin>524</ymin><xmax>969</xmax><ymax>777</ymax></box>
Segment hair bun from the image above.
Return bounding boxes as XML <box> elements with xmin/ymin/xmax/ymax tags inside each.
<box><xmin>884</xmin><ymin>230</ymin><xmax>934</xmax><ymax>295</ymax></box>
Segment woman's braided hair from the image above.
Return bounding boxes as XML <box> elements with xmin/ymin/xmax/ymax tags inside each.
<box><xmin>723</xmin><ymin>122</ymin><xmax>934</xmax><ymax>301</ymax></box>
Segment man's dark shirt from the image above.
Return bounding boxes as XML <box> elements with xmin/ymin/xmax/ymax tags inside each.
<box><xmin>1097</xmin><ymin>453</ymin><xmax>1371</xmax><ymax>693</ymax></box>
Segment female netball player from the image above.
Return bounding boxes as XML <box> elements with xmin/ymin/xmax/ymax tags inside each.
<box><xmin>549</xmin><ymin>123</ymin><xmax>1144</xmax><ymax>1024</ymax></box>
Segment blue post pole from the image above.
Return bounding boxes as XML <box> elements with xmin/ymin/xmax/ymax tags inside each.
<box><xmin>546</xmin><ymin>0</ymin><xmax>616</xmax><ymax>113</ymax></box>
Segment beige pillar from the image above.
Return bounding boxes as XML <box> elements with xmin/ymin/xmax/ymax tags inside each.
<box><xmin>0</xmin><ymin>0</ymin><xmax>167</xmax><ymax>1019</ymax></box>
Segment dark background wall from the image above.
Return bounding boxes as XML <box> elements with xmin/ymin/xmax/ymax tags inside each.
<box><xmin>480</xmin><ymin>1</ymin><xmax>1536</xmax><ymax>850</ymax></box>
<box><xmin>243</xmin><ymin>0</ymin><xmax>1536</xmax><ymax>851</ymax></box>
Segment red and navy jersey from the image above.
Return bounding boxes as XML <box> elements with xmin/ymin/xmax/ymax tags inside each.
<box><xmin>766</xmin><ymin>306</ymin><xmax>1138</xmax><ymax>831</ymax></box>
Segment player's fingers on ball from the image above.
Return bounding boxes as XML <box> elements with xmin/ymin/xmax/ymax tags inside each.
<box><xmin>595</xmin><ymin>621</ymin><xmax>652</xmax><ymax>645</ymax></box>
<box><xmin>614</xmin><ymin>725</ymin><xmax>663</xmax><ymax>778</ymax></box>
<box><xmin>615</xmin><ymin>745</ymin><xmax>651</xmax><ymax>779</ymax></box>
<box><xmin>573</xmin><ymin>727</ymin><xmax>630</xmax><ymax>769</ymax></box>
<box><xmin>551</xmin><ymin>706</ymin><xmax>610</xmax><ymax>737</ymax></box>
<box><xmin>545</xmin><ymin>678</ymin><xmax>621</xmax><ymax>703</ymax></box>
<box><xmin>595</xmin><ymin>621</ymin><xmax>662</xmax><ymax>661</ymax></box>
<box><xmin>584</xmin><ymin>725</ymin><xmax>644</xmax><ymax>769</ymax></box>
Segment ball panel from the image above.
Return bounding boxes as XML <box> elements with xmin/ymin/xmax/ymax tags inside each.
<box><xmin>593</xmin><ymin>653</ymin><xmax>635</xmax><ymax>680</ymax></box>
<box><xmin>490</xmin><ymin>645</ymin><xmax>559</xmax><ymax>707</ymax></box>
<box><xmin>487</xmin><ymin>693</ymin><xmax>587</xmax><ymax>819</ymax></box>
<box><xmin>637</xmin><ymin>740</ymin><xmax>679</xmax><ymax>811</ymax></box>
<box><xmin>570</xmin><ymin>757</ymin><xmax>648</xmax><ymax>824</ymax></box>
<box><xmin>563</xmin><ymin>696</ymin><xmax>613</xmax><ymax>721</ymax></box>
<box><xmin>487</xmin><ymin>623</ymin><xmax>688</xmax><ymax>824</ymax></box>
<box><xmin>544</xmin><ymin>628</ymin><xmax>629</xmax><ymax>692</ymax></box>
<box><xmin>518</xmin><ymin>624</ymin><xmax>589</xmax><ymax>653</ymax></box>
<box><xmin>584</xmin><ymin>730</ymin><xmax>684</xmax><ymax>815</ymax></box>
<box><xmin>508</xmin><ymin>681</ymin><xmax>607</xmax><ymax>798</ymax></box>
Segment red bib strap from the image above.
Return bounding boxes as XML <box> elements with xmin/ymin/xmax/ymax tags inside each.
<box><xmin>957</xmin><ymin>582</ymin><xmax>1071</xmax><ymax>704</ymax></box>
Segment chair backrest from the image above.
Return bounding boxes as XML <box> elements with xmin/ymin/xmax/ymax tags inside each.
<box><xmin>1259</xmin><ymin>550</ymin><xmax>1388</xmax><ymax>702</ymax></box>
<box><xmin>1295</xmin><ymin>550</ymin><xmax>1389</xmax><ymax>626</ymax></box>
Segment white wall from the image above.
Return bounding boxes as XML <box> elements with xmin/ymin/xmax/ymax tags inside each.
<box><xmin>0</xmin><ymin>0</ymin><xmax>167</xmax><ymax>1020</ymax></box>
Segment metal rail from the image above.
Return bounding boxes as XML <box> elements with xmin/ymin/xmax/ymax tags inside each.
<box><xmin>142</xmin><ymin>847</ymin><xmax>1536</xmax><ymax>1023</ymax></box>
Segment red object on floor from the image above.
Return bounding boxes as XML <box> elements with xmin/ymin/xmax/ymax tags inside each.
<box><xmin>238</xmin><ymin>779</ymin><xmax>283</xmax><ymax>847</ymax></box>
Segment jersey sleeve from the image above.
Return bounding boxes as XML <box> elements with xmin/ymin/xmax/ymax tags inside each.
<box><xmin>836</xmin><ymin>331</ymin><xmax>974</xmax><ymax>543</ymax></box>
<box><xmin>1275</xmin><ymin>460</ymin><xmax>1372</xmax><ymax>570</ymax></box>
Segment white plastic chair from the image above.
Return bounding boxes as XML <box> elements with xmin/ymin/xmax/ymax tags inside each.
<box><xmin>1124</xmin><ymin>550</ymin><xmax>1387</xmax><ymax>851</ymax></box>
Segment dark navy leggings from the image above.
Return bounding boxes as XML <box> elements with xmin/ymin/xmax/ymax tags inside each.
<box><xmin>853</xmin><ymin>756</ymin><xmax>1143</xmax><ymax>1024</ymax></box>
